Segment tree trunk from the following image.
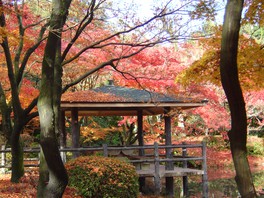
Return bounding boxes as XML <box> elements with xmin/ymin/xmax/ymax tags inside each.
<box><xmin>37</xmin><ymin>0</ymin><xmax>72</xmax><ymax>196</ymax></box>
<box><xmin>37</xmin><ymin>52</ymin><xmax>68</xmax><ymax>197</ymax></box>
<box><xmin>0</xmin><ymin>2</ymin><xmax>26</xmax><ymax>182</ymax></box>
<box><xmin>0</xmin><ymin>84</ymin><xmax>12</xmax><ymax>143</ymax></box>
<box><xmin>220</xmin><ymin>0</ymin><xmax>257</xmax><ymax>197</ymax></box>
<box><xmin>37</xmin><ymin>148</ymin><xmax>49</xmax><ymax>196</ymax></box>
<box><xmin>11</xmin><ymin>133</ymin><xmax>24</xmax><ymax>182</ymax></box>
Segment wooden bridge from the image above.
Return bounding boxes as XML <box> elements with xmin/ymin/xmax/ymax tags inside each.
<box><xmin>0</xmin><ymin>141</ymin><xmax>208</xmax><ymax>197</ymax></box>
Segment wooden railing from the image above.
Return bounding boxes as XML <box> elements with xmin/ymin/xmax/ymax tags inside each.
<box><xmin>0</xmin><ymin>142</ymin><xmax>208</xmax><ymax>197</ymax></box>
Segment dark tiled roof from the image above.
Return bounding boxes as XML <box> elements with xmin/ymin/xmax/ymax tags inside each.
<box><xmin>61</xmin><ymin>85</ymin><xmax>205</xmax><ymax>116</ymax></box>
<box><xmin>92</xmin><ymin>85</ymin><xmax>194</xmax><ymax>103</ymax></box>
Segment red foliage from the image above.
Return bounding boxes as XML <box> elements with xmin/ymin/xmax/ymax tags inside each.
<box><xmin>112</xmin><ymin>46</ymin><xmax>186</xmax><ymax>95</ymax></box>
<box><xmin>0</xmin><ymin>170</ymin><xmax>80</xmax><ymax>197</ymax></box>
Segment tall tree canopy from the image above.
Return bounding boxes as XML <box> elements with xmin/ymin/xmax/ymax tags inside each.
<box><xmin>0</xmin><ymin>0</ymin><xmax>221</xmax><ymax>196</ymax></box>
<box><xmin>220</xmin><ymin>0</ymin><xmax>257</xmax><ymax>197</ymax></box>
<box><xmin>0</xmin><ymin>0</ymin><xmax>262</xmax><ymax>196</ymax></box>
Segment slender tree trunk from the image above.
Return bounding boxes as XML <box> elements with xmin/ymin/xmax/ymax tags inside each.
<box><xmin>0</xmin><ymin>84</ymin><xmax>12</xmax><ymax>143</ymax></box>
<box><xmin>11</xmin><ymin>131</ymin><xmax>24</xmax><ymax>182</ymax></box>
<box><xmin>220</xmin><ymin>1</ymin><xmax>257</xmax><ymax>197</ymax></box>
<box><xmin>0</xmin><ymin>1</ymin><xmax>26</xmax><ymax>182</ymax></box>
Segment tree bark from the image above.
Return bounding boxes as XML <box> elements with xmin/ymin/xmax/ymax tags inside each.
<box><xmin>0</xmin><ymin>84</ymin><xmax>12</xmax><ymax>143</ymax></box>
<box><xmin>0</xmin><ymin>1</ymin><xmax>25</xmax><ymax>182</ymax></box>
<box><xmin>11</xmin><ymin>130</ymin><xmax>24</xmax><ymax>182</ymax></box>
<box><xmin>37</xmin><ymin>0</ymin><xmax>71</xmax><ymax>197</ymax></box>
<box><xmin>220</xmin><ymin>0</ymin><xmax>257</xmax><ymax>197</ymax></box>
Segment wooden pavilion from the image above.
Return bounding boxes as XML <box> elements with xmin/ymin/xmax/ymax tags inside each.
<box><xmin>60</xmin><ymin>81</ymin><xmax>208</xmax><ymax>196</ymax></box>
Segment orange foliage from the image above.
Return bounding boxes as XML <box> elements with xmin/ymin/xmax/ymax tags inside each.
<box><xmin>19</xmin><ymin>79</ymin><xmax>39</xmax><ymax>109</ymax></box>
<box><xmin>0</xmin><ymin>170</ymin><xmax>80</xmax><ymax>198</ymax></box>
<box><xmin>61</xmin><ymin>90</ymin><xmax>127</xmax><ymax>102</ymax></box>
<box><xmin>178</xmin><ymin>28</ymin><xmax>264</xmax><ymax>91</ymax></box>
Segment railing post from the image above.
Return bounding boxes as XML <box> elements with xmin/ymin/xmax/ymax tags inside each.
<box><xmin>182</xmin><ymin>142</ymin><xmax>188</xmax><ymax>197</ymax></box>
<box><xmin>202</xmin><ymin>141</ymin><xmax>208</xmax><ymax>198</ymax></box>
<box><xmin>154</xmin><ymin>142</ymin><xmax>160</xmax><ymax>195</ymax></box>
<box><xmin>60</xmin><ymin>146</ymin><xmax>67</xmax><ymax>163</ymax></box>
<box><xmin>1</xmin><ymin>145</ymin><xmax>6</xmax><ymax>173</ymax></box>
<box><xmin>103</xmin><ymin>144</ymin><xmax>108</xmax><ymax>157</ymax></box>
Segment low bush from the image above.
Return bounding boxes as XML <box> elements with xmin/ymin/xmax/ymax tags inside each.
<box><xmin>66</xmin><ymin>156</ymin><xmax>139</xmax><ymax>198</ymax></box>
<box><xmin>247</xmin><ymin>141</ymin><xmax>264</xmax><ymax>156</ymax></box>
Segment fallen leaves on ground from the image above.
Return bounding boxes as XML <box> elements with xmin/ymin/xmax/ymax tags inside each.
<box><xmin>0</xmin><ymin>169</ymin><xmax>81</xmax><ymax>198</ymax></box>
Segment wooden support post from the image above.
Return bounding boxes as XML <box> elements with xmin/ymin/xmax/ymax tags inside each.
<box><xmin>164</xmin><ymin>107</ymin><xmax>174</xmax><ymax>197</ymax></box>
<box><xmin>182</xmin><ymin>142</ymin><xmax>188</xmax><ymax>197</ymax></box>
<box><xmin>103</xmin><ymin>144</ymin><xmax>108</xmax><ymax>157</ymax></box>
<box><xmin>60</xmin><ymin>111</ymin><xmax>67</xmax><ymax>163</ymax></box>
<box><xmin>154</xmin><ymin>142</ymin><xmax>161</xmax><ymax>195</ymax></box>
<box><xmin>71</xmin><ymin>108</ymin><xmax>80</xmax><ymax>158</ymax></box>
<box><xmin>59</xmin><ymin>111</ymin><xmax>66</xmax><ymax>146</ymax></box>
<box><xmin>137</xmin><ymin>110</ymin><xmax>146</xmax><ymax>192</ymax></box>
<box><xmin>137</xmin><ymin>110</ymin><xmax>144</xmax><ymax>156</ymax></box>
<box><xmin>202</xmin><ymin>141</ymin><xmax>208</xmax><ymax>198</ymax></box>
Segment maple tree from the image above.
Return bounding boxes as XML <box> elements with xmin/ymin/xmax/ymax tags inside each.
<box><xmin>177</xmin><ymin>28</ymin><xmax>264</xmax><ymax>91</ymax></box>
<box><xmin>111</xmin><ymin>40</ymin><xmax>232</xmax><ymax>136</ymax></box>
<box><xmin>172</xmin><ymin>1</ymin><xmax>263</xmax><ymax>195</ymax></box>
<box><xmin>176</xmin><ymin>25</ymin><xmax>264</xmax><ymax>135</ymax></box>
<box><xmin>1</xmin><ymin>0</ymin><xmax>215</xmax><ymax>196</ymax></box>
<box><xmin>1</xmin><ymin>0</ymin><xmax>261</xmax><ymax>196</ymax></box>
<box><xmin>0</xmin><ymin>1</ymin><xmax>44</xmax><ymax>183</ymax></box>
<box><xmin>220</xmin><ymin>0</ymin><xmax>257</xmax><ymax>196</ymax></box>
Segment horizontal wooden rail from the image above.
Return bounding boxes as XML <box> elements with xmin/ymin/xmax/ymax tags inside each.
<box><xmin>0</xmin><ymin>142</ymin><xmax>206</xmax><ymax>167</ymax></box>
<box><xmin>0</xmin><ymin>142</ymin><xmax>208</xmax><ymax>197</ymax></box>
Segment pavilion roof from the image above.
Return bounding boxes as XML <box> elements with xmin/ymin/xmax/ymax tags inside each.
<box><xmin>61</xmin><ymin>84</ymin><xmax>207</xmax><ymax>116</ymax></box>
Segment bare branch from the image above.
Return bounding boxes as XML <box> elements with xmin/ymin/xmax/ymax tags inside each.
<box><xmin>62</xmin><ymin>44</ymin><xmax>152</xmax><ymax>93</ymax></box>
<box><xmin>62</xmin><ymin>0</ymin><xmax>97</xmax><ymax>60</ymax></box>
<box><xmin>24</xmin><ymin>17</ymin><xmax>49</xmax><ymax>30</ymax></box>
<box><xmin>62</xmin><ymin>2</ymin><xmax>191</xmax><ymax>66</ymax></box>
<box><xmin>17</xmin><ymin>22</ymin><xmax>49</xmax><ymax>85</ymax></box>
<box><xmin>24</xmin><ymin>97</ymin><xmax>38</xmax><ymax>115</ymax></box>
<box><xmin>13</xmin><ymin>0</ymin><xmax>25</xmax><ymax>74</ymax></box>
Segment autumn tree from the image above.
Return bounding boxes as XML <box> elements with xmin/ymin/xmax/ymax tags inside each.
<box><xmin>0</xmin><ymin>1</ymin><xmax>43</xmax><ymax>182</ymax></box>
<box><xmin>220</xmin><ymin>0</ymin><xmax>257</xmax><ymax>197</ymax></box>
<box><xmin>173</xmin><ymin>1</ymin><xmax>263</xmax><ymax>195</ymax></box>
<box><xmin>0</xmin><ymin>0</ymin><xmax>216</xmax><ymax>196</ymax></box>
<box><xmin>176</xmin><ymin>7</ymin><xmax>264</xmax><ymax>134</ymax></box>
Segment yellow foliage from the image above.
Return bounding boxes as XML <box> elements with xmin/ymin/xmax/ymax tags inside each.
<box><xmin>81</xmin><ymin>126</ymin><xmax>121</xmax><ymax>143</ymax></box>
<box><xmin>244</xmin><ymin>0</ymin><xmax>264</xmax><ymax>26</ymax></box>
<box><xmin>0</xmin><ymin>27</ymin><xmax>7</xmax><ymax>42</ymax></box>
<box><xmin>177</xmin><ymin>31</ymin><xmax>264</xmax><ymax>91</ymax></box>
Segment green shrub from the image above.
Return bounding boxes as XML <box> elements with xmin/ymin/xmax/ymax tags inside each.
<box><xmin>247</xmin><ymin>141</ymin><xmax>264</xmax><ymax>156</ymax></box>
<box><xmin>66</xmin><ymin>156</ymin><xmax>139</xmax><ymax>198</ymax></box>
<box><xmin>203</xmin><ymin>135</ymin><xmax>229</xmax><ymax>150</ymax></box>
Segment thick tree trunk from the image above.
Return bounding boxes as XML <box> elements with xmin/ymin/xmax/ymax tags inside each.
<box><xmin>37</xmin><ymin>148</ymin><xmax>49</xmax><ymax>196</ymax></box>
<box><xmin>220</xmin><ymin>1</ymin><xmax>257</xmax><ymax>197</ymax></box>
<box><xmin>37</xmin><ymin>0</ymin><xmax>71</xmax><ymax>197</ymax></box>
<box><xmin>37</xmin><ymin>55</ymin><xmax>68</xmax><ymax>197</ymax></box>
